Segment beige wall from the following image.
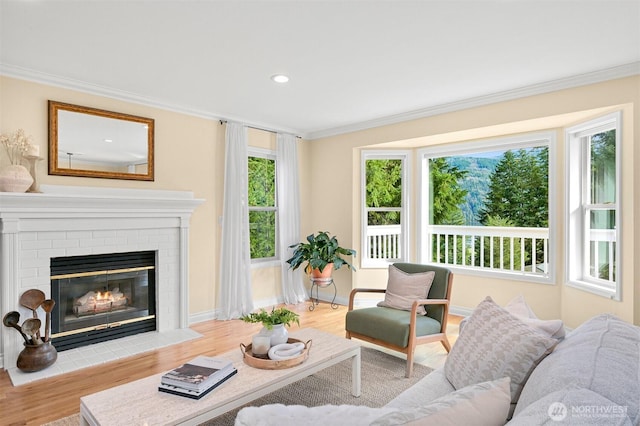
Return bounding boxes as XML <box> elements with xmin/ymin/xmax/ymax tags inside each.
<box><xmin>2</xmin><ymin>74</ymin><xmax>638</xmax><ymax>328</ymax></box>
<box><xmin>308</xmin><ymin>76</ymin><xmax>639</xmax><ymax>328</ymax></box>
<box><xmin>0</xmin><ymin>76</ymin><xmax>223</xmax><ymax>317</ymax></box>
<box><xmin>0</xmin><ymin>78</ymin><xmax>299</xmax><ymax>318</ymax></box>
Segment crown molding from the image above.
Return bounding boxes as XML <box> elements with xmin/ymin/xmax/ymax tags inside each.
<box><xmin>305</xmin><ymin>61</ymin><xmax>640</xmax><ymax>140</ymax></box>
<box><xmin>0</xmin><ymin>63</ymin><xmax>301</xmax><ymax>137</ymax></box>
<box><xmin>2</xmin><ymin>62</ymin><xmax>638</xmax><ymax>141</ymax></box>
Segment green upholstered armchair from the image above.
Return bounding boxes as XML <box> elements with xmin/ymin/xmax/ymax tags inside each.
<box><xmin>345</xmin><ymin>263</ymin><xmax>453</xmax><ymax>378</ymax></box>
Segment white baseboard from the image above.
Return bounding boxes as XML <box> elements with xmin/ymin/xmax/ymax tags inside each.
<box><xmin>188</xmin><ymin>293</ymin><xmax>353</xmax><ymax>325</ymax></box>
<box><xmin>189</xmin><ymin>310</ymin><xmax>216</xmax><ymax>324</ymax></box>
<box><xmin>449</xmin><ymin>305</ymin><xmax>474</xmax><ymax>317</ymax></box>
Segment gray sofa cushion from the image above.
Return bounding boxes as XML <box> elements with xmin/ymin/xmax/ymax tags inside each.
<box><xmin>513</xmin><ymin>314</ymin><xmax>640</xmax><ymax>424</ymax></box>
<box><xmin>508</xmin><ymin>386</ymin><xmax>633</xmax><ymax>425</ymax></box>
<box><xmin>385</xmin><ymin>368</ymin><xmax>456</xmax><ymax>409</ymax></box>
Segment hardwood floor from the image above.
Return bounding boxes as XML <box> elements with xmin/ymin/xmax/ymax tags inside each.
<box><xmin>0</xmin><ymin>303</ymin><xmax>461</xmax><ymax>426</ymax></box>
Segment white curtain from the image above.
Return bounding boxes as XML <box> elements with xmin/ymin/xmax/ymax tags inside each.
<box><xmin>277</xmin><ymin>132</ymin><xmax>307</xmax><ymax>303</ymax></box>
<box><xmin>217</xmin><ymin>122</ymin><xmax>253</xmax><ymax>319</ymax></box>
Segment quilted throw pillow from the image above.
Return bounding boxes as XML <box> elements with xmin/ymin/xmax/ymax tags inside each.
<box><xmin>444</xmin><ymin>296</ymin><xmax>557</xmax><ymax>405</ymax></box>
<box><xmin>377</xmin><ymin>265</ymin><xmax>435</xmax><ymax>315</ymax></box>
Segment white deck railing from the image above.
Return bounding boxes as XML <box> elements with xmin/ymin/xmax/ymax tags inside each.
<box><xmin>366</xmin><ymin>224</ymin><xmax>615</xmax><ymax>280</ymax></box>
<box><xmin>427</xmin><ymin>225</ymin><xmax>549</xmax><ymax>277</ymax></box>
<box><xmin>366</xmin><ymin>225</ymin><xmax>402</xmax><ymax>260</ymax></box>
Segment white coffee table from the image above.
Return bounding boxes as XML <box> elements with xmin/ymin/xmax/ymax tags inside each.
<box><xmin>80</xmin><ymin>328</ymin><xmax>361</xmax><ymax>425</ymax></box>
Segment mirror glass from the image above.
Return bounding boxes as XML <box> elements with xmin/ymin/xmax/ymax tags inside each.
<box><xmin>49</xmin><ymin>101</ymin><xmax>154</xmax><ymax>181</ymax></box>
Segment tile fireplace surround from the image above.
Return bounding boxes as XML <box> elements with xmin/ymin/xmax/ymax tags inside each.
<box><xmin>0</xmin><ymin>185</ymin><xmax>204</xmax><ymax>385</ymax></box>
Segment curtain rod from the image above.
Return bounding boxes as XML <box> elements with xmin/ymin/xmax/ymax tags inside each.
<box><xmin>219</xmin><ymin>120</ymin><xmax>301</xmax><ymax>139</ymax></box>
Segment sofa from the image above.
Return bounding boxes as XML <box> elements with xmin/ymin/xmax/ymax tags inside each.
<box><xmin>235</xmin><ymin>297</ymin><xmax>640</xmax><ymax>425</ymax></box>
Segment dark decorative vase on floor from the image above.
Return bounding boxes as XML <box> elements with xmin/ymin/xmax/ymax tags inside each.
<box><xmin>17</xmin><ymin>341</ymin><xmax>57</xmax><ymax>372</ymax></box>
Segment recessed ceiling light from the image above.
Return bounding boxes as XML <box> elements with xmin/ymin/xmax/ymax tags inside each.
<box><xmin>104</xmin><ymin>139</ymin><xmax>113</xmax><ymax>143</ymax></box>
<box><xmin>271</xmin><ymin>74</ymin><xmax>290</xmax><ymax>83</ymax></box>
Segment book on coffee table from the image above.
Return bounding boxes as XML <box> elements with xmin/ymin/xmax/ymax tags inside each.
<box><xmin>161</xmin><ymin>355</ymin><xmax>235</xmax><ymax>392</ymax></box>
<box><xmin>159</xmin><ymin>368</ymin><xmax>237</xmax><ymax>400</ymax></box>
<box><xmin>158</xmin><ymin>368</ymin><xmax>238</xmax><ymax>399</ymax></box>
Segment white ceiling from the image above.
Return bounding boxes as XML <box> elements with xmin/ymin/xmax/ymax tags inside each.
<box><xmin>1</xmin><ymin>1</ymin><xmax>639</xmax><ymax>140</ymax></box>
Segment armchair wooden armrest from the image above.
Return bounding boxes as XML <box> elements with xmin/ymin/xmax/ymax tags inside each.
<box><xmin>348</xmin><ymin>288</ymin><xmax>386</xmax><ymax>310</ymax></box>
<box><xmin>410</xmin><ymin>298</ymin><xmax>449</xmax><ymax>316</ymax></box>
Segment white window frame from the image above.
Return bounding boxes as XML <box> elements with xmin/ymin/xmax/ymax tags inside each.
<box><xmin>418</xmin><ymin>131</ymin><xmax>556</xmax><ymax>284</ymax></box>
<box><xmin>565</xmin><ymin>112</ymin><xmax>621</xmax><ymax>300</ymax></box>
<box><xmin>361</xmin><ymin>150</ymin><xmax>410</xmax><ymax>268</ymax></box>
<box><xmin>248</xmin><ymin>147</ymin><xmax>279</xmax><ymax>265</ymax></box>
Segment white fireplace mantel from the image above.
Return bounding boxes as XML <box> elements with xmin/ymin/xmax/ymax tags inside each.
<box><xmin>0</xmin><ymin>185</ymin><xmax>204</xmax><ymax>373</ymax></box>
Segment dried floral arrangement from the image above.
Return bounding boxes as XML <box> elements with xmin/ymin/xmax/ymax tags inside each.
<box><xmin>0</xmin><ymin>129</ymin><xmax>34</xmax><ymax>165</ymax></box>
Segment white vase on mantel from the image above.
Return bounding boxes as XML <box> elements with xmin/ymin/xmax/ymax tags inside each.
<box><xmin>0</xmin><ymin>164</ymin><xmax>33</xmax><ymax>193</ymax></box>
<box><xmin>261</xmin><ymin>324</ymin><xmax>288</xmax><ymax>346</ymax></box>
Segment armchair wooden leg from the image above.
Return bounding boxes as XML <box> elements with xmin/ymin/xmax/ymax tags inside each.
<box><xmin>441</xmin><ymin>337</ymin><xmax>452</xmax><ymax>353</ymax></box>
<box><xmin>405</xmin><ymin>351</ymin><xmax>414</xmax><ymax>378</ymax></box>
<box><xmin>405</xmin><ymin>362</ymin><xmax>414</xmax><ymax>378</ymax></box>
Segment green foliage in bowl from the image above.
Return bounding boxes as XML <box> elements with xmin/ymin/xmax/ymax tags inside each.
<box><xmin>240</xmin><ymin>307</ymin><xmax>300</xmax><ymax>330</ymax></box>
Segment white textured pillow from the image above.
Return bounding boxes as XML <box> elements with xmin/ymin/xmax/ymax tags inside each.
<box><xmin>459</xmin><ymin>295</ymin><xmax>565</xmax><ymax>340</ymax></box>
<box><xmin>371</xmin><ymin>377</ymin><xmax>511</xmax><ymax>426</ymax></box>
<box><xmin>445</xmin><ymin>296</ymin><xmax>557</xmax><ymax>405</ymax></box>
<box><xmin>377</xmin><ymin>265</ymin><xmax>435</xmax><ymax>315</ymax></box>
<box><xmin>505</xmin><ymin>295</ymin><xmax>565</xmax><ymax>339</ymax></box>
<box><xmin>235</xmin><ymin>404</ymin><xmax>399</xmax><ymax>426</ymax></box>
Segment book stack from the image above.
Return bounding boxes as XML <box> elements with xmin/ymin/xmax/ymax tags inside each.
<box><xmin>158</xmin><ymin>355</ymin><xmax>237</xmax><ymax>399</ymax></box>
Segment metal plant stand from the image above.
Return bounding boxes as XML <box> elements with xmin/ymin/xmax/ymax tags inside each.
<box><xmin>309</xmin><ymin>277</ymin><xmax>338</xmax><ymax>311</ymax></box>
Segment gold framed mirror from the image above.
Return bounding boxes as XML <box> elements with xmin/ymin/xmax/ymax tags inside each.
<box><xmin>48</xmin><ymin>101</ymin><xmax>154</xmax><ymax>181</ymax></box>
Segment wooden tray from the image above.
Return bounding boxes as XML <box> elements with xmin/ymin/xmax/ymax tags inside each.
<box><xmin>240</xmin><ymin>338</ymin><xmax>312</xmax><ymax>370</ymax></box>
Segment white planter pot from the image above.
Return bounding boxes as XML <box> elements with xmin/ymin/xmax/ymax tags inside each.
<box><xmin>261</xmin><ymin>324</ymin><xmax>288</xmax><ymax>346</ymax></box>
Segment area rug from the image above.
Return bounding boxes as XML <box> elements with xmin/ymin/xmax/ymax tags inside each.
<box><xmin>44</xmin><ymin>347</ymin><xmax>432</xmax><ymax>426</ymax></box>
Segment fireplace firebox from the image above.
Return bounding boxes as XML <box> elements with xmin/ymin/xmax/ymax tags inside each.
<box><xmin>50</xmin><ymin>251</ymin><xmax>156</xmax><ymax>351</ymax></box>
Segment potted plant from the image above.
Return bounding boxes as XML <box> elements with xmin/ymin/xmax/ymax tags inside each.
<box><xmin>240</xmin><ymin>307</ymin><xmax>300</xmax><ymax>346</ymax></box>
<box><xmin>286</xmin><ymin>231</ymin><xmax>356</xmax><ymax>279</ymax></box>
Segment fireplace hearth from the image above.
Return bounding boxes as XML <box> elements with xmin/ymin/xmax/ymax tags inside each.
<box><xmin>50</xmin><ymin>251</ymin><xmax>157</xmax><ymax>351</ymax></box>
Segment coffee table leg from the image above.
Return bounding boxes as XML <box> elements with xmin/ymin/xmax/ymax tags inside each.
<box><xmin>351</xmin><ymin>348</ymin><xmax>361</xmax><ymax>397</ymax></box>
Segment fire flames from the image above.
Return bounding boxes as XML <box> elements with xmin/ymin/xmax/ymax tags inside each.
<box><xmin>95</xmin><ymin>291</ymin><xmax>113</xmax><ymax>301</ymax></box>
<box><xmin>73</xmin><ymin>288</ymin><xmax>128</xmax><ymax>316</ymax></box>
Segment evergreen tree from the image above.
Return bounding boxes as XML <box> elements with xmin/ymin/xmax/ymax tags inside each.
<box><xmin>478</xmin><ymin>148</ymin><xmax>548</xmax><ymax>267</ymax></box>
<box><xmin>429</xmin><ymin>158</ymin><xmax>468</xmax><ymax>225</ymax></box>
<box><xmin>479</xmin><ymin>148</ymin><xmax>548</xmax><ymax>227</ymax></box>
<box><xmin>366</xmin><ymin>159</ymin><xmax>402</xmax><ymax>225</ymax></box>
<box><xmin>429</xmin><ymin>158</ymin><xmax>468</xmax><ymax>263</ymax></box>
<box><xmin>248</xmin><ymin>156</ymin><xmax>276</xmax><ymax>258</ymax></box>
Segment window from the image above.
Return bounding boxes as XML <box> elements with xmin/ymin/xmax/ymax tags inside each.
<box><xmin>566</xmin><ymin>112</ymin><xmax>621</xmax><ymax>299</ymax></box>
<box><xmin>248</xmin><ymin>149</ymin><xmax>278</xmax><ymax>261</ymax></box>
<box><xmin>361</xmin><ymin>151</ymin><xmax>409</xmax><ymax>267</ymax></box>
<box><xmin>419</xmin><ymin>132</ymin><xmax>555</xmax><ymax>283</ymax></box>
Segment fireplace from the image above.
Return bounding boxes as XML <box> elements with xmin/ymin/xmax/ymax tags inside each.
<box><xmin>0</xmin><ymin>185</ymin><xmax>203</xmax><ymax>381</ymax></box>
<box><xmin>50</xmin><ymin>251</ymin><xmax>157</xmax><ymax>351</ymax></box>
